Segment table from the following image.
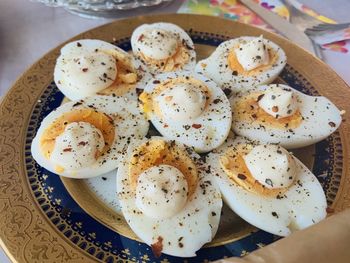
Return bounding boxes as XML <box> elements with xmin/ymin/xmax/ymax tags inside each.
<box><xmin>0</xmin><ymin>0</ymin><xmax>349</xmax><ymax>262</ymax></box>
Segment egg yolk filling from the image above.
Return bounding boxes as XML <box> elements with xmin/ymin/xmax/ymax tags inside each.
<box><xmin>136</xmin><ymin>29</ymin><xmax>191</xmax><ymax>72</ymax></box>
<box><xmin>139</xmin><ymin>77</ymin><xmax>210</xmax><ymax>121</ymax></box>
<box><xmin>128</xmin><ymin>139</ymin><xmax>198</xmax><ymax>203</ymax></box>
<box><xmin>40</xmin><ymin>108</ymin><xmax>115</xmax><ymax>171</ymax></box>
<box><xmin>220</xmin><ymin>144</ymin><xmax>297</xmax><ymax>197</ymax></box>
<box><xmin>228</xmin><ymin>44</ymin><xmax>278</xmax><ymax>76</ymax></box>
<box><xmin>233</xmin><ymin>91</ymin><xmax>302</xmax><ymax>129</ymax></box>
<box><xmin>97</xmin><ymin>49</ymin><xmax>138</xmax><ymax>96</ymax></box>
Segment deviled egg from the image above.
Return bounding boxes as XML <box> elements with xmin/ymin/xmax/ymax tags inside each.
<box><xmin>54</xmin><ymin>39</ymin><xmax>141</xmax><ymax>101</ymax></box>
<box><xmin>117</xmin><ymin>137</ymin><xmax>222</xmax><ymax>257</ymax></box>
<box><xmin>230</xmin><ymin>84</ymin><xmax>342</xmax><ymax>149</ymax></box>
<box><xmin>195</xmin><ymin>36</ymin><xmax>287</xmax><ymax>95</ymax></box>
<box><xmin>139</xmin><ymin>71</ymin><xmax>232</xmax><ymax>153</ymax></box>
<box><xmin>131</xmin><ymin>22</ymin><xmax>196</xmax><ymax>84</ymax></box>
<box><xmin>31</xmin><ymin>95</ymin><xmax>149</xmax><ymax>178</ymax></box>
<box><xmin>208</xmin><ymin>136</ymin><xmax>327</xmax><ymax>236</ymax></box>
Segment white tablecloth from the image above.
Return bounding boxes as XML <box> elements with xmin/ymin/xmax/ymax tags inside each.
<box><xmin>0</xmin><ymin>0</ymin><xmax>349</xmax><ymax>261</ymax></box>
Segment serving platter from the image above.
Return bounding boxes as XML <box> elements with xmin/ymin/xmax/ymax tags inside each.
<box><xmin>0</xmin><ymin>14</ymin><xmax>350</xmax><ymax>263</ymax></box>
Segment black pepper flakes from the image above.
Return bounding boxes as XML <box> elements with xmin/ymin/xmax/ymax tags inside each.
<box><xmin>223</xmin><ymin>88</ymin><xmax>232</xmax><ymax>97</ymax></box>
<box><xmin>257</xmin><ymin>94</ymin><xmax>265</xmax><ymax>102</ymax></box>
<box><xmin>328</xmin><ymin>121</ymin><xmax>336</xmax><ymax>128</ymax></box>
<box><xmin>237</xmin><ymin>173</ymin><xmax>247</xmax><ymax>180</ymax></box>
<box><xmin>72</xmin><ymin>102</ymin><xmax>83</xmax><ymax>107</ymax></box>
<box><xmin>276</xmin><ymin>194</ymin><xmax>284</xmax><ymax>200</ymax></box>
<box><xmin>213</xmin><ymin>98</ymin><xmax>221</xmax><ymax>104</ymax></box>
<box><xmin>182</xmin><ymin>39</ymin><xmax>194</xmax><ymax>50</ymax></box>
<box><xmin>272</xmin><ymin>211</ymin><xmax>279</xmax><ymax>218</ymax></box>
<box><xmin>265</xmin><ymin>178</ymin><xmax>273</xmax><ymax>187</ymax></box>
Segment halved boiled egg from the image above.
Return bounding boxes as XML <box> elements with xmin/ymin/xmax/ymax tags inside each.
<box><xmin>207</xmin><ymin>136</ymin><xmax>327</xmax><ymax>236</ymax></box>
<box><xmin>131</xmin><ymin>22</ymin><xmax>196</xmax><ymax>85</ymax></box>
<box><xmin>117</xmin><ymin>137</ymin><xmax>222</xmax><ymax>257</ymax></box>
<box><xmin>195</xmin><ymin>36</ymin><xmax>287</xmax><ymax>96</ymax></box>
<box><xmin>54</xmin><ymin>39</ymin><xmax>141</xmax><ymax>101</ymax></box>
<box><xmin>31</xmin><ymin>95</ymin><xmax>149</xmax><ymax>178</ymax></box>
<box><xmin>139</xmin><ymin>71</ymin><xmax>232</xmax><ymax>153</ymax></box>
<box><xmin>231</xmin><ymin>84</ymin><xmax>342</xmax><ymax>149</ymax></box>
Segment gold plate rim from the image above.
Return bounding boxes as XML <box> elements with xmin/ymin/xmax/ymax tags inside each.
<box><xmin>1</xmin><ymin>14</ymin><xmax>350</xmax><ymax>262</ymax></box>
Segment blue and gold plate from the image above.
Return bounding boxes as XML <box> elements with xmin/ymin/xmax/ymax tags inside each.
<box><xmin>1</xmin><ymin>14</ymin><xmax>349</xmax><ymax>263</ymax></box>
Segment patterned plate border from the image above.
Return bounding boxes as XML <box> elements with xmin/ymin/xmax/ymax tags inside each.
<box><xmin>1</xmin><ymin>14</ymin><xmax>350</xmax><ymax>263</ymax></box>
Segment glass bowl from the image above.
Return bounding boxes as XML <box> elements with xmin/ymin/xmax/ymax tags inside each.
<box><xmin>32</xmin><ymin>0</ymin><xmax>174</xmax><ymax>18</ymax></box>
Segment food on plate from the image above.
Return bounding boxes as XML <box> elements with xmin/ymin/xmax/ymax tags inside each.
<box><xmin>54</xmin><ymin>39</ymin><xmax>141</xmax><ymax>101</ymax></box>
<box><xmin>195</xmin><ymin>36</ymin><xmax>287</xmax><ymax>95</ymax></box>
<box><xmin>230</xmin><ymin>84</ymin><xmax>342</xmax><ymax>149</ymax></box>
<box><xmin>139</xmin><ymin>71</ymin><xmax>232</xmax><ymax>153</ymax></box>
<box><xmin>30</xmin><ymin>20</ymin><xmax>342</xmax><ymax>258</ymax></box>
<box><xmin>31</xmin><ymin>95</ymin><xmax>149</xmax><ymax>178</ymax></box>
<box><xmin>207</xmin><ymin>136</ymin><xmax>327</xmax><ymax>236</ymax></box>
<box><xmin>131</xmin><ymin>22</ymin><xmax>196</xmax><ymax>84</ymax></box>
<box><xmin>117</xmin><ymin>137</ymin><xmax>222</xmax><ymax>257</ymax></box>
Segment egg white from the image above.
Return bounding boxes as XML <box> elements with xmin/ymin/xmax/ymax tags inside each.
<box><xmin>195</xmin><ymin>36</ymin><xmax>287</xmax><ymax>95</ymax></box>
<box><xmin>31</xmin><ymin>95</ymin><xmax>149</xmax><ymax>179</ymax></box>
<box><xmin>131</xmin><ymin>22</ymin><xmax>196</xmax><ymax>86</ymax></box>
<box><xmin>230</xmin><ymin>84</ymin><xmax>342</xmax><ymax>149</ymax></box>
<box><xmin>54</xmin><ymin>39</ymin><xmax>141</xmax><ymax>101</ymax></box>
<box><xmin>207</xmin><ymin>136</ymin><xmax>327</xmax><ymax>236</ymax></box>
<box><xmin>143</xmin><ymin>71</ymin><xmax>232</xmax><ymax>153</ymax></box>
<box><xmin>86</xmin><ymin>170</ymin><xmax>122</xmax><ymax>213</ymax></box>
<box><xmin>117</xmin><ymin>137</ymin><xmax>222</xmax><ymax>257</ymax></box>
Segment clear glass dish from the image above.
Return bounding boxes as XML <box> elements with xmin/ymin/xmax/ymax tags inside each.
<box><xmin>32</xmin><ymin>0</ymin><xmax>174</xmax><ymax>18</ymax></box>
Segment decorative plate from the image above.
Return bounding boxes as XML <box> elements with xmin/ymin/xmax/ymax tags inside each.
<box><xmin>0</xmin><ymin>14</ymin><xmax>349</xmax><ymax>263</ymax></box>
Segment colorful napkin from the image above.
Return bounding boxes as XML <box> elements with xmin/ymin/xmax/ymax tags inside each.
<box><xmin>286</xmin><ymin>0</ymin><xmax>336</xmax><ymax>24</ymax></box>
<box><xmin>177</xmin><ymin>0</ymin><xmax>287</xmax><ymax>31</ymax></box>
<box><xmin>314</xmin><ymin>29</ymin><xmax>350</xmax><ymax>54</ymax></box>
<box><xmin>178</xmin><ymin>0</ymin><xmax>350</xmax><ymax>54</ymax></box>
